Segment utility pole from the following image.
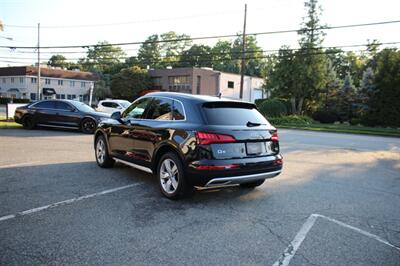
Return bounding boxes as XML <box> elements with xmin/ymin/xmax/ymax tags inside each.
<box><xmin>239</xmin><ymin>4</ymin><xmax>247</xmax><ymax>100</ymax></box>
<box><xmin>37</xmin><ymin>23</ymin><xmax>41</xmax><ymax>101</ymax></box>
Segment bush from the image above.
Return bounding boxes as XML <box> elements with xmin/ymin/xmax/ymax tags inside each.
<box><xmin>268</xmin><ymin>115</ymin><xmax>314</xmax><ymax>125</ymax></box>
<box><xmin>259</xmin><ymin>99</ymin><xmax>287</xmax><ymax>117</ymax></box>
<box><xmin>312</xmin><ymin>110</ymin><xmax>339</xmax><ymax>124</ymax></box>
<box><xmin>0</xmin><ymin>98</ymin><xmax>10</xmax><ymax>104</ymax></box>
<box><xmin>255</xmin><ymin>98</ymin><xmax>267</xmax><ymax>107</ymax></box>
<box><xmin>12</xmin><ymin>98</ymin><xmax>31</xmax><ymax>103</ymax></box>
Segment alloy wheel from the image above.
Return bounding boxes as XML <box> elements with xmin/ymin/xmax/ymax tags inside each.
<box><xmin>96</xmin><ymin>138</ymin><xmax>106</xmax><ymax>164</ymax></box>
<box><xmin>160</xmin><ymin>158</ymin><xmax>179</xmax><ymax>194</ymax></box>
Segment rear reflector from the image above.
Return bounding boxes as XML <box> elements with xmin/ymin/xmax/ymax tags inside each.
<box><xmin>273</xmin><ymin>159</ymin><xmax>283</xmax><ymax>165</ymax></box>
<box><xmin>194</xmin><ymin>164</ymin><xmax>240</xmax><ymax>170</ymax></box>
<box><xmin>196</xmin><ymin>131</ymin><xmax>236</xmax><ymax>145</ymax></box>
<box><xmin>271</xmin><ymin>132</ymin><xmax>279</xmax><ymax>142</ymax></box>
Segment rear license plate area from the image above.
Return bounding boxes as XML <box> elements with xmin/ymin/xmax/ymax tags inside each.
<box><xmin>246</xmin><ymin>142</ymin><xmax>264</xmax><ymax>155</ymax></box>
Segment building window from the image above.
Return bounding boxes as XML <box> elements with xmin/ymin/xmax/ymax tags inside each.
<box><xmin>31</xmin><ymin>77</ymin><xmax>37</xmax><ymax>84</ymax></box>
<box><xmin>168</xmin><ymin>76</ymin><xmax>190</xmax><ymax>92</ymax></box>
<box><xmin>58</xmin><ymin>80</ymin><xmax>63</xmax><ymax>86</ymax></box>
<box><xmin>30</xmin><ymin>93</ymin><xmax>36</xmax><ymax>100</ymax></box>
<box><xmin>11</xmin><ymin>77</ymin><xmax>15</xmax><ymax>83</ymax></box>
<box><xmin>67</xmin><ymin>94</ymin><xmax>72</xmax><ymax>100</ymax></box>
<box><xmin>45</xmin><ymin>79</ymin><xmax>51</xmax><ymax>85</ymax></box>
<box><xmin>61</xmin><ymin>94</ymin><xmax>66</xmax><ymax>99</ymax></box>
<box><xmin>81</xmin><ymin>82</ymin><xmax>86</xmax><ymax>88</ymax></box>
<box><xmin>79</xmin><ymin>95</ymin><xmax>83</xmax><ymax>102</ymax></box>
<box><xmin>56</xmin><ymin>94</ymin><xmax>61</xmax><ymax>99</ymax></box>
<box><xmin>19</xmin><ymin>77</ymin><xmax>24</xmax><ymax>83</ymax></box>
<box><xmin>196</xmin><ymin>76</ymin><xmax>201</xmax><ymax>94</ymax></box>
<box><xmin>70</xmin><ymin>81</ymin><xmax>75</xmax><ymax>87</ymax></box>
<box><xmin>228</xmin><ymin>81</ymin><xmax>234</xmax><ymax>89</ymax></box>
<box><xmin>151</xmin><ymin>77</ymin><xmax>162</xmax><ymax>89</ymax></box>
<box><xmin>71</xmin><ymin>94</ymin><xmax>77</xmax><ymax>99</ymax></box>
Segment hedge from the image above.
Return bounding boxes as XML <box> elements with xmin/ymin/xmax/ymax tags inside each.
<box><xmin>258</xmin><ymin>99</ymin><xmax>287</xmax><ymax>117</ymax></box>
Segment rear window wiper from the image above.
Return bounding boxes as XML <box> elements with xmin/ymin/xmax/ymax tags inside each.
<box><xmin>246</xmin><ymin>121</ymin><xmax>265</xmax><ymax>127</ymax></box>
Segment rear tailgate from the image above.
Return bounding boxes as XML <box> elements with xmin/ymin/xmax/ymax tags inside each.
<box><xmin>201</xmin><ymin>101</ymin><xmax>278</xmax><ymax>159</ymax></box>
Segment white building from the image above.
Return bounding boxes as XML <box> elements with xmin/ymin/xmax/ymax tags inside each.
<box><xmin>0</xmin><ymin>66</ymin><xmax>98</xmax><ymax>102</ymax></box>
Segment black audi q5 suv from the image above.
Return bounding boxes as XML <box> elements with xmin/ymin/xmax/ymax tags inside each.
<box><xmin>94</xmin><ymin>92</ymin><xmax>283</xmax><ymax>199</ymax></box>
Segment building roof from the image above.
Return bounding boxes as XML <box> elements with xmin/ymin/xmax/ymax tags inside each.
<box><xmin>0</xmin><ymin>66</ymin><xmax>99</xmax><ymax>81</ymax></box>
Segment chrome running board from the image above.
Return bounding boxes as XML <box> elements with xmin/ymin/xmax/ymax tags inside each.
<box><xmin>113</xmin><ymin>158</ymin><xmax>153</xmax><ymax>174</ymax></box>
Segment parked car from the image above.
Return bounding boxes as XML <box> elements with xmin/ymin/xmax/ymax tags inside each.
<box><xmin>96</xmin><ymin>99</ymin><xmax>131</xmax><ymax>114</ymax></box>
<box><xmin>14</xmin><ymin>100</ymin><xmax>110</xmax><ymax>134</ymax></box>
<box><xmin>94</xmin><ymin>92</ymin><xmax>283</xmax><ymax>199</ymax></box>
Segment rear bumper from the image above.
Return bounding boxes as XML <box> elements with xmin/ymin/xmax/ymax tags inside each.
<box><xmin>186</xmin><ymin>154</ymin><xmax>283</xmax><ymax>187</ymax></box>
<box><xmin>205</xmin><ymin>169</ymin><xmax>281</xmax><ymax>187</ymax></box>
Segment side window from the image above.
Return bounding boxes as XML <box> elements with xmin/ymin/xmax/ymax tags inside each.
<box><xmin>146</xmin><ymin>97</ymin><xmax>173</xmax><ymax>120</ymax></box>
<box><xmin>101</xmin><ymin>102</ymin><xmax>112</xmax><ymax>108</ymax></box>
<box><xmin>123</xmin><ymin>98</ymin><xmax>152</xmax><ymax>119</ymax></box>
<box><xmin>56</xmin><ymin>102</ymin><xmax>74</xmax><ymax>111</ymax></box>
<box><xmin>32</xmin><ymin>101</ymin><xmax>56</xmax><ymax>109</ymax></box>
<box><xmin>110</xmin><ymin>102</ymin><xmax>120</xmax><ymax>108</ymax></box>
<box><xmin>172</xmin><ymin>101</ymin><xmax>185</xmax><ymax>120</ymax></box>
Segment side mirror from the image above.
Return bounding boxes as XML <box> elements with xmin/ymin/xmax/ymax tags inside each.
<box><xmin>111</xmin><ymin>111</ymin><xmax>121</xmax><ymax>120</ymax></box>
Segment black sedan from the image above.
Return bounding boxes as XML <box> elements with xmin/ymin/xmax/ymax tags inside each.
<box><xmin>94</xmin><ymin>92</ymin><xmax>283</xmax><ymax>199</ymax></box>
<box><xmin>14</xmin><ymin>99</ymin><xmax>110</xmax><ymax>134</ymax></box>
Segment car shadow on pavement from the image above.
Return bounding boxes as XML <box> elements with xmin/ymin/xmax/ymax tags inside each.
<box><xmin>0</xmin><ymin>128</ymin><xmax>87</xmax><ymax>138</ymax></box>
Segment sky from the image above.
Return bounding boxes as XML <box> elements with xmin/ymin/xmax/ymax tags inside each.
<box><xmin>0</xmin><ymin>0</ymin><xmax>399</xmax><ymax>67</ymax></box>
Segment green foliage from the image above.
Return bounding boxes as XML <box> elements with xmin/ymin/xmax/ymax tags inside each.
<box><xmin>110</xmin><ymin>66</ymin><xmax>152</xmax><ymax>100</ymax></box>
<box><xmin>178</xmin><ymin>44</ymin><xmax>213</xmax><ymax>68</ymax></box>
<box><xmin>365</xmin><ymin>48</ymin><xmax>400</xmax><ymax>127</ymax></box>
<box><xmin>93</xmin><ymin>80</ymin><xmax>112</xmax><ymax>100</ymax></box>
<box><xmin>79</xmin><ymin>41</ymin><xmax>126</xmax><ymax>74</ymax></box>
<box><xmin>267</xmin><ymin>115</ymin><xmax>314</xmax><ymax>125</ymax></box>
<box><xmin>0</xmin><ymin>98</ymin><xmax>30</xmax><ymax>104</ymax></box>
<box><xmin>259</xmin><ymin>99</ymin><xmax>287</xmax><ymax>117</ymax></box>
<box><xmin>137</xmin><ymin>34</ymin><xmax>161</xmax><ymax>69</ymax></box>
<box><xmin>47</xmin><ymin>55</ymin><xmax>69</xmax><ymax>69</ymax></box>
<box><xmin>255</xmin><ymin>98</ymin><xmax>267</xmax><ymax>107</ymax></box>
<box><xmin>312</xmin><ymin>110</ymin><xmax>339</xmax><ymax>123</ymax></box>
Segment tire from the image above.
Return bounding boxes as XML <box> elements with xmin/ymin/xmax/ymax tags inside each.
<box><xmin>22</xmin><ymin>115</ymin><xmax>35</xmax><ymax>130</ymax></box>
<box><xmin>81</xmin><ymin>118</ymin><xmax>97</xmax><ymax>134</ymax></box>
<box><xmin>240</xmin><ymin>179</ymin><xmax>265</xmax><ymax>188</ymax></box>
<box><xmin>157</xmin><ymin>152</ymin><xmax>194</xmax><ymax>200</ymax></box>
<box><xmin>95</xmin><ymin>135</ymin><xmax>115</xmax><ymax>168</ymax></box>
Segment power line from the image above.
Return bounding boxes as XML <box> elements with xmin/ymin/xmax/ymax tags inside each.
<box><xmin>1</xmin><ymin>41</ymin><xmax>399</xmax><ymax>61</ymax></box>
<box><xmin>0</xmin><ymin>49</ymin><xmax>376</xmax><ymax>66</ymax></box>
<box><xmin>1</xmin><ymin>19</ymin><xmax>399</xmax><ymax>50</ymax></box>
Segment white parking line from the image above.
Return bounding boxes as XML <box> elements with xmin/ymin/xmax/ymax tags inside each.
<box><xmin>0</xmin><ymin>183</ymin><xmax>141</xmax><ymax>222</ymax></box>
<box><xmin>272</xmin><ymin>213</ymin><xmax>400</xmax><ymax>266</ymax></box>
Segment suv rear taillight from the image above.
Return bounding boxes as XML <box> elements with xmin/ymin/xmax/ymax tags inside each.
<box><xmin>195</xmin><ymin>131</ymin><xmax>236</xmax><ymax>145</ymax></box>
<box><xmin>271</xmin><ymin>132</ymin><xmax>279</xmax><ymax>142</ymax></box>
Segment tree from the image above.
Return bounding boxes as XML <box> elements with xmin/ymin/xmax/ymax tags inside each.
<box><xmin>79</xmin><ymin>41</ymin><xmax>126</xmax><ymax>74</ymax></box>
<box><xmin>110</xmin><ymin>66</ymin><xmax>152</xmax><ymax>100</ymax></box>
<box><xmin>48</xmin><ymin>55</ymin><xmax>69</xmax><ymax>69</ymax></box>
<box><xmin>232</xmin><ymin>35</ymin><xmax>267</xmax><ymax>77</ymax></box>
<box><xmin>93</xmin><ymin>79</ymin><xmax>112</xmax><ymax>100</ymax></box>
<box><xmin>178</xmin><ymin>44</ymin><xmax>213</xmax><ymax>68</ymax></box>
<box><xmin>294</xmin><ymin>0</ymin><xmax>328</xmax><ymax>114</ymax></box>
<box><xmin>365</xmin><ymin>48</ymin><xmax>400</xmax><ymax>126</ymax></box>
<box><xmin>323</xmin><ymin>59</ymin><xmax>342</xmax><ymax>112</ymax></box>
<box><xmin>137</xmin><ymin>34</ymin><xmax>161</xmax><ymax>69</ymax></box>
<box><xmin>159</xmin><ymin>31</ymin><xmax>192</xmax><ymax>67</ymax></box>
<box><xmin>338</xmin><ymin>73</ymin><xmax>356</xmax><ymax>121</ymax></box>
<box><xmin>211</xmin><ymin>40</ymin><xmax>237</xmax><ymax>73</ymax></box>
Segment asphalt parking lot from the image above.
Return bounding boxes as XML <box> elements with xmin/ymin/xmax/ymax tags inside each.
<box><xmin>0</xmin><ymin>128</ymin><xmax>399</xmax><ymax>265</ymax></box>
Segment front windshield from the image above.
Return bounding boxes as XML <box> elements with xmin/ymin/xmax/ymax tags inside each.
<box><xmin>71</xmin><ymin>101</ymin><xmax>95</xmax><ymax>113</ymax></box>
<box><xmin>119</xmin><ymin>101</ymin><xmax>131</xmax><ymax>108</ymax></box>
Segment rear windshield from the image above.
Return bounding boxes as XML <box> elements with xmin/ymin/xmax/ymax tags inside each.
<box><xmin>202</xmin><ymin>102</ymin><xmax>269</xmax><ymax>126</ymax></box>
